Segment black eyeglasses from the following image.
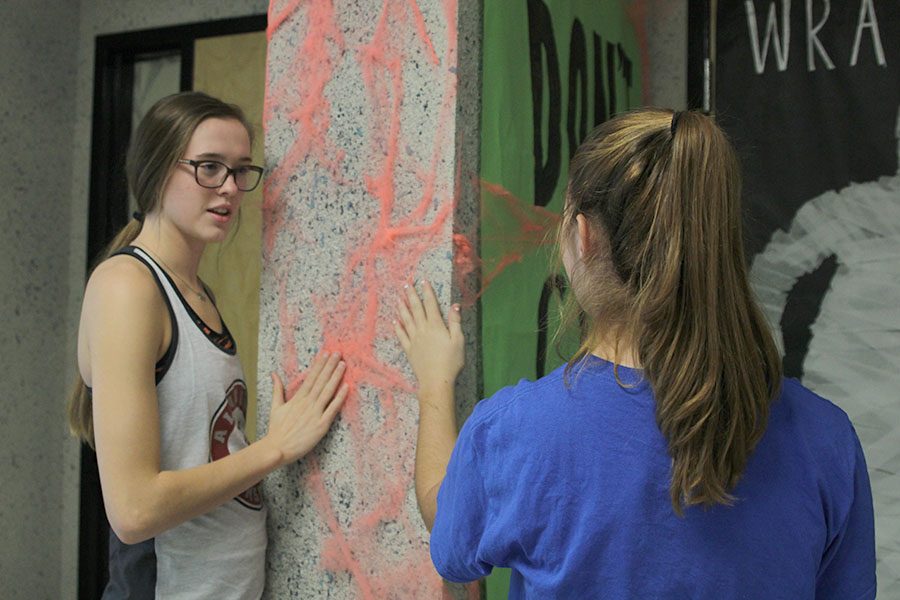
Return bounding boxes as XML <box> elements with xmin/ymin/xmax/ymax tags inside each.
<box><xmin>178</xmin><ymin>159</ymin><xmax>264</xmax><ymax>192</ymax></box>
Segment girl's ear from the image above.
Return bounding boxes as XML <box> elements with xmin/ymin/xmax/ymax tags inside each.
<box><xmin>575</xmin><ymin>213</ymin><xmax>592</xmax><ymax>260</ymax></box>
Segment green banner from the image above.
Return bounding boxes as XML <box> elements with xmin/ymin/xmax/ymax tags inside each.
<box><xmin>480</xmin><ymin>1</ymin><xmax>642</xmax><ymax>596</ymax></box>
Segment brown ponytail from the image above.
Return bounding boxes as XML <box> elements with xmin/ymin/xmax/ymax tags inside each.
<box><xmin>560</xmin><ymin>108</ymin><xmax>782</xmax><ymax>514</ymax></box>
<box><xmin>67</xmin><ymin>91</ymin><xmax>253</xmax><ymax>447</ymax></box>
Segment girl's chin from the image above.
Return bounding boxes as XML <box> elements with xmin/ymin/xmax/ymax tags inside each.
<box><xmin>196</xmin><ymin>226</ymin><xmax>231</xmax><ymax>244</ymax></box>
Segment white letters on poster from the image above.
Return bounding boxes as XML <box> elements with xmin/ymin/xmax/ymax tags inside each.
<box><xmin>745</xmin><ymin>0</ymin><xmax>887</xmax><ymax>74</ymax></box>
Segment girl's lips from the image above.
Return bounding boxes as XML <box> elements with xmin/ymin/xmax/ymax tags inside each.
<box><xmin>207</xmin><ymin>209</ymin><xmax>232</xmax><ymax>224</ymax></box>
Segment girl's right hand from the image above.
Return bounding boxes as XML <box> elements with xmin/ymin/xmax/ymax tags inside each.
<box><xmin>265</xmin><ymin>351</ymin><xmax>349</xmax><ymax>465</ymax></box>
<box><xmin>394</xmin><ymin>281</ymin><xmax>465</xmax><ymax>396</ymax></box>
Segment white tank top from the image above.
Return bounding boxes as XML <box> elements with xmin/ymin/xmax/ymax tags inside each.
<box><xmin>130</xmin><ymin>246</ymin><xmax>267</xmax><ymax>599</ymax></box>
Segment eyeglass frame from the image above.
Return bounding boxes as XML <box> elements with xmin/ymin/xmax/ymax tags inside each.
<box><xmin>177</xmin><ymin>158</ymin><xmax>265</xmax><ymax>192</ymax></box>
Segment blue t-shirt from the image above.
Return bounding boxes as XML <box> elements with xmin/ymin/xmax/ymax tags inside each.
<box><xmin>430</xmin><ymin>356</ymin><xmax>875</xmax><ymax>599</ymax></box>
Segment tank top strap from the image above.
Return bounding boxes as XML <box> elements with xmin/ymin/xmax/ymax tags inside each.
<box><xmin>110</xmin><ymin>246</ymin><xmax>178</xmax><ymax>384</ymax></box>
<box><xmin>118</xmin><ymin>246</ymin><xmax>184</xmax><ymax>307</ymax></box>
<box><xmin>121</xmin><ymin>246</ymin><xmax>237</xmax><ymax>356</ymax></box>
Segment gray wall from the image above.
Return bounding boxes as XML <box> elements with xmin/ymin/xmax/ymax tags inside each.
<box><xmin>0</xmin><ymin>1</ymin><xmax>81</xmax><ymax>598</ymax></box>
<box><xmin>0</xmin><ymin>1</ymin><xmax>685</xmax><ymax>597</ymax></box>
<box><xmin>643</xmin><ymin>1</ymin><xmax>688</xmax><ymax>110</ymax></box>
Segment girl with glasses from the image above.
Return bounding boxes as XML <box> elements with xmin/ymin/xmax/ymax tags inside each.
<box><xmin>68</xmin><ymin>91</ymin><xmax>348</xmax><ymax>599</ymax></box>
<box><xmin>396</xmin><ymin>108</ymin><xmax>876</xmax><ymax>599</ymax></box>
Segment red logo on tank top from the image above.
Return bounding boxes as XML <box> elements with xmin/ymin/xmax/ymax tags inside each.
<box><xmin>210</xmin><ymin>379</ymin><xmax>263</xmax><ymax>510</ymax></box>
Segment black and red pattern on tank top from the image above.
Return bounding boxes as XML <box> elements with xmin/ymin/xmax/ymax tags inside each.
<box><xmin>168</xmin><ymin>277</ymin><xmax>236</xmax><ymax>355</ymax></box>
<box><xmin>209</xmin><ymin>379</ymin><xmax>263</xmax><ymax>510</ymax></box>
<box><xmin>196</xmin><ymin>317</ymin><xmax>235</xmax><ymax>353</ymax></box>
<box><xmin>136</xmin><ymin>248</ymin><xmax>236</xmax><ymax>355</ymax></box>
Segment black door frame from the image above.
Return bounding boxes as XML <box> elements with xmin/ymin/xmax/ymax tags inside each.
<box><xmin>687</xmin><ymin>0</ymin><xmax>714</xmax><ymax>112</ymax></box>
<box><xmin>81</xmin><ymin>14</ymin><xmax>265</xmax><ymax>598</ymax></box>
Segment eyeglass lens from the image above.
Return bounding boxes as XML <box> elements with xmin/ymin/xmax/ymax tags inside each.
<box><xmin>194</xmin><ymin>161</ymin><xmax>263</xmax><ymax>191</ymax></box>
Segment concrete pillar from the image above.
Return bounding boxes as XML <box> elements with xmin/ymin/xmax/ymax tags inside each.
<box><xmin>259</xmin><ymin>1</ymin><xmax>480</xmax><ymax>597</ymax></box>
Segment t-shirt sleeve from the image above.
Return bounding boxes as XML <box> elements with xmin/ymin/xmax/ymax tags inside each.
<box><xmin>429</xmin><ymin>397</ymin><xmax>501</xmax><ymax>583</ymax></box>
<box><xmin>815</xmin><ymin>425</ymin><xmax>876</xmax><ymax>600</ymax></box>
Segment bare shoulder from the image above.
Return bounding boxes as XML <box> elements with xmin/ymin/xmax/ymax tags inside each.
<box><xmin>79</xmin><ymin>253</ymin><xmax>170</xmax><ymax>385</ymax></box>
<box><xmin>83</xmin><ymin>254</ymin><xmax>167</xmax><ymax>331</ymax></box>
<box><xmin>88</xmin><ymin>254</ymin><xmax>159</xmax><ymax>298</ymax></box>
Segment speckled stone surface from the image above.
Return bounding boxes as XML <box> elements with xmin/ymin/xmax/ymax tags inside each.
<box><xmin>259</xmin><ymin>1</ymin><xmax>481</xmax><ymax>597</ymax></box>
<box><xmin>0</xmin><ymin>1</ymin><xmax>81</xmax><ymax>598</ymax></box>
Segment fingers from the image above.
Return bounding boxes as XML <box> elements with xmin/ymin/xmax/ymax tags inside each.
<box><xmin>305</xmin><ymin>352</ymin><xmax>343</xmax><ymax>401</ymax></box>
<box><xmin>448</xmin><ymin>303</ymin><xmax>463</xmax><ymax>341</ymax></box>
<box><xmin>296</xmin><ymin>350</ymin><xmax>329</xmax><ymax>397</ymax></box>
<box><xmin>397</xmin><ymin>294</ymin><xmax>415</xmax><ymax>334</ymax></box>
<box><xmin>405</xmin><ymin>283</ymin><xmax>427</xmax><ymax>323</ymax></box>
<box><xmin>270</xmin><ymin>372</ymin><xmax>285</xmax><ymax>407</ymax></box>
<box><xmin>421</xmin><ymin>281</ymin><xmax>442</xmax><ymax>322</ymax></box>
<box><xmin>398</xmin><ymin>280</ymin><xmax>461</xmax><ymax>342</ymax></box>
<box><xmin>314</xmin><ymin>359</ymin><xmax>347</xmax><ymax>409</ymax></box>
<box><xmin>322</xmin><ymin>383</ymin><xmax>349</xmax><ymax>423</ymax></box>
<box><xmin>394</xmin><ymin>319</ymin><xmax>410</xmax><ymax>350</ymax></box>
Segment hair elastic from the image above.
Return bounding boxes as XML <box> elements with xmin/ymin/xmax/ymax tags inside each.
<box><xmin>133</xmin><ymin>211</ymin><xmax>145</xmax><ymax>222</ymax></box>
<box><xmin>670</xmin><ymin>111</ymin><xmax>683</xmax><ymax>136</ymax></box>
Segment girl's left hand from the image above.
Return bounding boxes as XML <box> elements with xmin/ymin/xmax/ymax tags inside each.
<box><xmin>394</xmin><ymin>281</ymin><xmax>464</xmax><ymax>395</ymax></box>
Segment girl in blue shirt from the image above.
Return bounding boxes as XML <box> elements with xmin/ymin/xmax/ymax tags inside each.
<box><xmin>395</xmin><ymin>108</ymin><xmax>876</xmax><ymax>598</ymax></box>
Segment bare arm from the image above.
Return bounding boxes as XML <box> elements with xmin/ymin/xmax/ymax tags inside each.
<box><xmin>394</xmin><ymin>282</ymin><xmax>464</xmax><ymax>531</ymax></box>
<box><xmin>414</xmin><ymin>382</ymin><xmax>458</xmax><ymax>530</ymax></box>
<box><xmin>83</xmin><ymin>259</ymin><xmax>348</xmax><ymax>544</ymax></box>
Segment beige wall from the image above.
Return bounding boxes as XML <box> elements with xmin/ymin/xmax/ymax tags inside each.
<box><xmin>195</xmin><ymin>31</ymin><xmax>267</xmax><ymax>440</ymax></box>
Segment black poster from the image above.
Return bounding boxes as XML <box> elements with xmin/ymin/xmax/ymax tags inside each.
<box><xmin>714</xmin><ymin>1</ymin><xmax>899</xmax><ymax>593</ymax></box>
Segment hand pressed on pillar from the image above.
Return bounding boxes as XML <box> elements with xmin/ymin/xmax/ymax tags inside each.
<box><xmin>265</xmin><ymin>351</ymin><xmax>350</xmax><ymax>466</ymax></box>
<box><xmin>394</xmin><ymin>281</ymin><xmax>464</xmax><ymax>530</ymax></box>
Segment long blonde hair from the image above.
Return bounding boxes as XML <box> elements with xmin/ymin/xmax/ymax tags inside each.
<box><xmin>68</xmin><ymin>91</ymin><xmax>252</xmax><ymax>447</ymax></box>
<box><xmin>560</xmin><ymin>108</ymin><xmax>782</xmax><ymax>514</ymax></box>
